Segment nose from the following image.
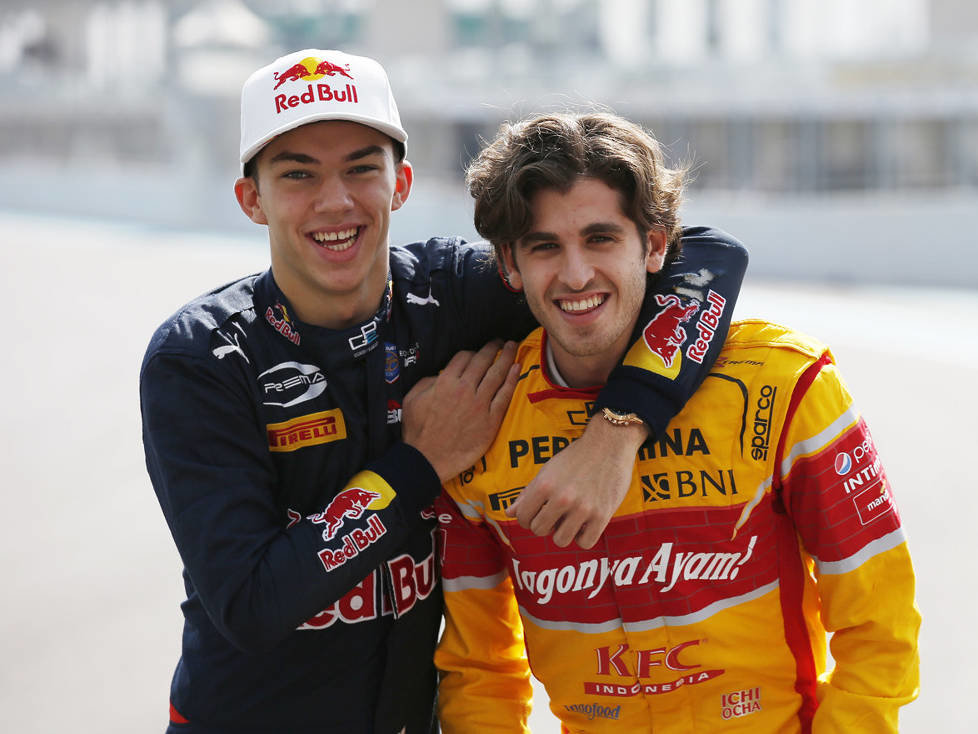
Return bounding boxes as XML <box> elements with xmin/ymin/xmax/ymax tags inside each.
<box><xmin>558</xmin><ymin>248</ymin><xmax>595</xmax><ymax>291</ymax></box>
<box><xmin>313</xmin><ymin>174</ymin><xmax>354</xmax><ymax>215</ymax></box>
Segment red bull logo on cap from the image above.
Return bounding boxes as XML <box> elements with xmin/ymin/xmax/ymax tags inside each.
<box><xmin>273</xmin><ymin>57</ymin><xmax>354</xmax><ymax>89</ymax></box>
<box><xmin>623</xmin><ymin>294</ymin><xmax>699</xmax><ymax>379</ymax></box>
<box><xmin>271</xmin><ymin>55</ymin><xmax>359</xmax><ymax>115</ymax></box>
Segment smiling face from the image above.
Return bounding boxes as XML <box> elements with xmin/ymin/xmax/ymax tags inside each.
<box><xmin>501</xmin><ymin>177</ymin><xmax>666</xmax><ymax>387</ymax></box>
<box><xmin>235</xmin><ymin>120</ymin><xmax>412</xmax><ymax>329</ymax></box>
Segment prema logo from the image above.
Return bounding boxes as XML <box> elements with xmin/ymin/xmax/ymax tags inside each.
<box><xmin>259</xmin><ymin>361</ymin><xmax>326</xmax><ymax>407</ymax></box>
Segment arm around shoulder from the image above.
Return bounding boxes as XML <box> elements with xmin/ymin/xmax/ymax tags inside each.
<box><xmin>141</xmin><ymin>349</ymin><xmax>441</xmax><ymax>652</ymax></box>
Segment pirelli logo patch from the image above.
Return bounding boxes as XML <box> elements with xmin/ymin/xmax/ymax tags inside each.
<box><xmin>267</xmin><ymin>409</ymin><xmax>346</xmax><ymax>452</ymax></box>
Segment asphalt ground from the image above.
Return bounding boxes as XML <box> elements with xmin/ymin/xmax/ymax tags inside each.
<box><xmin>2</xmin><ymin>211</ymin><xmax>974</xmax><ymax>732</ymax></box>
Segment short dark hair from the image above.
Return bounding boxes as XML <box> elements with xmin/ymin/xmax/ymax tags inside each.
<box><xmin>466</xmin><ymin>112</ymin><xmax>686</xmax><ymax>262</ymax></box>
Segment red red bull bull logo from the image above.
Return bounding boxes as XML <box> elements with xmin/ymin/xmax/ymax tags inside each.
<box><xmin>265</xmin><ymin>302</ymin><xmax>301</xmax><ymax>345</ymax></box>
<box><xmin>299</xmin><ymin>570</ymin><xmax>382</xmax><ymax>630</ymax></box>
<box><xmin>642</xmin><ymin>294</ymin><xmax>700</xmax><ymax>369</ymax></box>
<box><xmin>310</xmin><ymin>472</ymin><xmax>397</xmax><ymax>571</ymax></box>
<box><xmin>273</xmin><ymin>57</ymin><xmax>354</xmax><ymax>89</ymax></box>
<box><xmin>309</xmin><ymin>487</ymin><xmax>380</xmax><ymax>540</ymax></box>
<box><xmin>271</xmin><ymin>56</ymin><xmax>359</xmax><ymax>115</ymax></box>
<box><xmin>686</xmin><ymin>289</ymin><xmax>726</xmax><ymax>364</ymax></box>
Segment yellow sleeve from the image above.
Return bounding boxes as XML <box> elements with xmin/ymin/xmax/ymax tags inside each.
<box><xmin>434</xmin><ymin>489</ymin><xmax>534</xmax><ymax>733</ymax></box>
<box><xmin>813</xmin><ymin>550</ymin><xmax>921</xmax><ymax>732</ymax></box>
<box><xmin>779</xmin><ymin>357</ymin><xmax>920</xmax><ymax>732</ymax></box>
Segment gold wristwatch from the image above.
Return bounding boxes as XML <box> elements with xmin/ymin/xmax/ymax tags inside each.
<box><xmin>601</xmin><ymin>408</ymin><xmax>645</xmax><ymax>427</ymax></box>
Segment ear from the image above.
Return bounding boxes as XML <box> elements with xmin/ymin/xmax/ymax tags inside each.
<box><xmin>499</xmin><ymin>243</ymin><xmax>523</xmax><ymax>292</ymax></box>
<box><xmin>234</xmin><ymin>177</ymin><xmax>267</xmax><ymax>225</ymax></box>
<box><xmin>645</xmin><ymin>230</ymin><xmax>668</xmax><ymax>275</ymax></box>
<box><xmin>391</xmin><ymin>160</ymin><xmax>414</xmax><ymax>212</ymax></box>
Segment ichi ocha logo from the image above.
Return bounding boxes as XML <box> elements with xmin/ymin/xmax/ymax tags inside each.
<box><xmin>272</xmin><ymin>56</ymin><xmax>359</xmax><ymax>114</ymax></box>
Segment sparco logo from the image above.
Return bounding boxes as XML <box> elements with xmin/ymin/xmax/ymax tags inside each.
<box><xmin>751</xmin><ymin>385</ymin><xmax>776</xmax><ymax>461</ymax></box>
<box><xmin>260</xmin><ymin>361</ymin><xmax>326</xmax><ymax>407</ymax></box>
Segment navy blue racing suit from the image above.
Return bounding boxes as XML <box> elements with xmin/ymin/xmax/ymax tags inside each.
<box><xmin>140</xmin><ymin>229</ymin><xmax>747</xmax><ymax>733</ymax></box>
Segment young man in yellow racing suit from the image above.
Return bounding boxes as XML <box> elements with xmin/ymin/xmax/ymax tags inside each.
<box><xmin>435</xmin><ymin>112</ymin><xmax>920</xmax><ymax>733</ymax></box>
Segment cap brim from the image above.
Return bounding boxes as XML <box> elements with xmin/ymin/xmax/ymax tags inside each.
<box><xmin>240</xmin><ymin>113</ymin><xmax>408</xmax><ymax>168</ymax></box>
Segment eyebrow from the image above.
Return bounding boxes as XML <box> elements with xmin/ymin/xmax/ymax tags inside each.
<box><xmin>519</xmin><ymin>221</ymin><xmax>626</xmax><ymax>247</ymax></box>
<box><xmin>267</xmin><ymin>145</ymin><xmax>388</xmax><ymax>166</ymax></box>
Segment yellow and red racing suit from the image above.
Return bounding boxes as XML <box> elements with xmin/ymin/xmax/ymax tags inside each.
<box><xmin>436</xmin><ymin>321</ymin><xmax>920</xmax><ymax>733</ymax></box>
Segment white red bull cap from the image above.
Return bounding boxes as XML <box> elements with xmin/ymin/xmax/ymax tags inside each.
<box><xmin>239</xmin><ymin>48</ymin><xmax>407</xmax><ymax>173</ymax></box>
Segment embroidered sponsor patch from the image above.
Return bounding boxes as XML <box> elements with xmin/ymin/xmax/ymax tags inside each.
<box><xmin>266</xmin><ymin>409</ymin><xmax>346</xmax><ymax>452</ymax></box>
<box><xmin>384</xmin><ymin>343</ymin><xmax>400</xmax><ymax>383</ymax></box>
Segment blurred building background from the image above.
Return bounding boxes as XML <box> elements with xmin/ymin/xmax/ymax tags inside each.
<box><xmin>1</xmin><ymin>0</ymin><xmax>976</xmax><ymax>286</ymax></box>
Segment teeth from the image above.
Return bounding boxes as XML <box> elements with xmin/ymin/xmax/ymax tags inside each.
<box><xmin>312</xmin><ymin>227</ymin><xmax>359</xmax><ymax>251</ymax></box>
<box><xmin>559</xmin><ymin>295</ymin><xmax>605</xmax><ymax>312</ymax></box>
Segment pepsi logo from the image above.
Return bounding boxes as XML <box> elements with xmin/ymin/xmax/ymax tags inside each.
<box><xmin>834</xmin><ymin>452</ymin><xmax>853</xmax><ymax>475</ymax></box>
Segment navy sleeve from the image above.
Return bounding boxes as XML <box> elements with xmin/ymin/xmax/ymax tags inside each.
<box><xmin>596</xmin><ymin>226</ymin><xmax>749</xmax><ymax>435</ymax></box>
<box><xmin>140</xmin><ymin>350</ymin><xmax>440</xmax><ymax>654</ymax></box>
<box><xmin>445</xmin><ymin>228</ymin><xmax>748</xmax><ymax>436</ymax></box>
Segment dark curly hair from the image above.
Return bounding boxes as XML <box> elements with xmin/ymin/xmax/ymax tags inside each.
<box><xmin>466</xmin><ymin>112</ymin><xmax>686</xmax><ymax>263</ymax></box>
